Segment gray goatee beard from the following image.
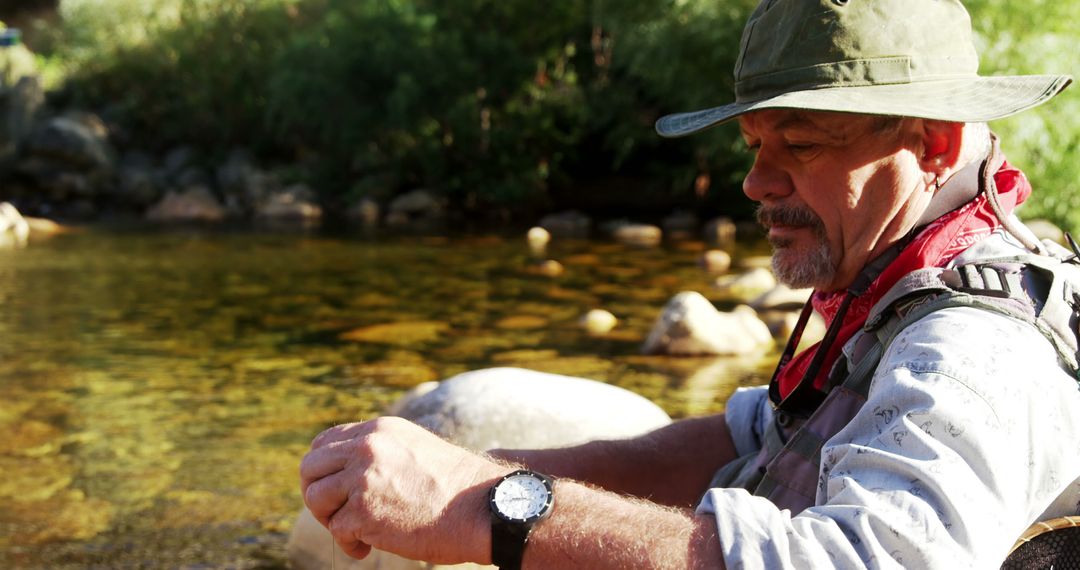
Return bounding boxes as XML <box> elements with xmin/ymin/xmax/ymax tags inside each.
<box><xmin>756</xmin><ymin>205</ymin><xmax>836</xmax><ymax>289</ymax></box>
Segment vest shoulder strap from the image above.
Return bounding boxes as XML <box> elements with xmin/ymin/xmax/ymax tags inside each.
<box><xmin>863</xmin><ymin>244</ymin><xmax>1080</xmax><ymax>380</ymax></box>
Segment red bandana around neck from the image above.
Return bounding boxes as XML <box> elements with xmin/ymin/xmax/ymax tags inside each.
<box><xmin>774</xmin><ymin>160</ymin><xmax>1033</xmax><ymax>400</ymax></box>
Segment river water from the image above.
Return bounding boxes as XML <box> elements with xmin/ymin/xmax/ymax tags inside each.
<box><xmin>0</xmin><ymin>225</ymin><xmax>777</xmax><ymax>568</ymax></box>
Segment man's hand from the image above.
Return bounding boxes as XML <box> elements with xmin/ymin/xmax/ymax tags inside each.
<box><xmin>299</xmin><ymin>416</ymin><xmax>506</xmax><ymax>564</ymax></box>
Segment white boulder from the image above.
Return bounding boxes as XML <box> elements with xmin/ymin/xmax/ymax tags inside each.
<box><xmin>714</xmin><ymin>267</ymin><xmax>777</xmax><ymax>303</ymax></box>
<box><xmin>642</xmin><ymin>291</ymin><xmax>773</xmax><ymax>356</ymax></box>
<box><xmin>0</xmin><ymin>202</ymin><xmax>29</xmax><ymax>247</ymax></box>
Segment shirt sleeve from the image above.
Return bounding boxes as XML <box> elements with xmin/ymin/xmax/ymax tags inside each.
<box><xmin>698</xmin><ymin>306</ymin><xmax>1080</xmax><ymax>569</ymax></box>
<box><xmin>723</xmin><ymin>385</ymin><xmax>773</xmax><ymax>458</ymax></box>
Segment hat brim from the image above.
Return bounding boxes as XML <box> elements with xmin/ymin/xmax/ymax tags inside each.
<box><xmin>655</xmin><ymin>74</ymin><xmax>1073</xmax><ymax>138</ymax></box>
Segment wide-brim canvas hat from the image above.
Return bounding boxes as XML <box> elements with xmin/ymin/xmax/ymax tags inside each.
<box><xmin>656</xmin><ymin>0</ymin><xmax>1072</xmax><ymax>138</ymax></box>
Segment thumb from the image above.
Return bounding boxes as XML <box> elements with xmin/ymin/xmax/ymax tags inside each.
<box><xmin>339</xmin><ymin>538</ymin><xmax>373</xmax><ymax>561</ymax></box>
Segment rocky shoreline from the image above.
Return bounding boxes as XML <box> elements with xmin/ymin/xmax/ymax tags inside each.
<box><xmin>0</xmin><ymin>73</ymin><xmax>717</xmax><ymax>234</ymax></box>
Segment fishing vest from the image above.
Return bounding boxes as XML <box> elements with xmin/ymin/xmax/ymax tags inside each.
<box><xmin>711</xmin><ymin>236</ymin><xmax>1080</xmax><ymax>513</ymax></box>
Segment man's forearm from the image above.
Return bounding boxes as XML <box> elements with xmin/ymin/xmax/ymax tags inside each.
<box><xmin>492</xmin><ymin>414</ymin><xmax>737</xmax><ymax>508</ymax></box>
<box><xmin>520</xmin><ymin>479</ymin><xmax>725</xmax><ymax>569</ymax></box>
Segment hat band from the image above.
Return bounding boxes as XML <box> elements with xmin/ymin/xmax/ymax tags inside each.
<box><xmin>734</xmin><ymin>56</ymin><xmax>978</xmax><ymax>103</ymax></box>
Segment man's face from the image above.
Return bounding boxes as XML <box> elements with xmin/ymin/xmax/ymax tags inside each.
<box><xmin>738</xmin><ymin>110</ymin><xmax>931</xmax><ymax>291</ymax></box>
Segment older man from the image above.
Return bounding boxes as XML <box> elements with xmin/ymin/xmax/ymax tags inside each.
<box><xmin>300</xmin><ymin>0</ymin><xmax>1080</xmax><ymax>567</ymax></box>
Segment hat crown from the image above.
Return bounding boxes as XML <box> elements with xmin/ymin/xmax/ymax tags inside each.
<box><xmin>735</xmin><ymin>0</ymin><xmax>980</xmax><ymax>102</ymax></box>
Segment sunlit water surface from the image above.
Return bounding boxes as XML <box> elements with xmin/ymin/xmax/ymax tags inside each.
<box><xmin>0</xmin><ymin>226</ymin><xmax>778</xmax><ymax>568</ymax></box>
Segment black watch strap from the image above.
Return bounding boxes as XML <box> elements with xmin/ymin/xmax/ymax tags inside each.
<box><xmin>491</xmin><ymin>518</ymin><xmax>531</xmax><ymax>570</ymax></box>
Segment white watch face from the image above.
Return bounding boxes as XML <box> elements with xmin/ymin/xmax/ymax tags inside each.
<box><xmin>493</xmin><ymin>473</ymin><xmax>551</xmax><ymax>521</ymax></box>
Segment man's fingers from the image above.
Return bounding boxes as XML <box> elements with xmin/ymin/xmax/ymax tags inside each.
<box><xmin>339</xmin><ymin>539</ymin><xmax>373</xmax><ymax>561</ymax></box>
<box><xmin>299</xmin><ymin>439</ymin><xmax>358</xmax><ymax>497</ymax></box>
<box><xmin>303</xmin><ymin>470</ymin><xmax>353</xmax><ymax>525</ymax></box>
<box><xmin>310</xmin><ymin>421</ymin><xmax>369</xmax><ymax>450</ymax></box>
<box><xmin>329</xmin><ymin>509</ymin><xmax>373</xmax><ymax>560</ymax></box>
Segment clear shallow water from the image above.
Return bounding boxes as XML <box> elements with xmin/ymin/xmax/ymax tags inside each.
<box><xmin>0</xmin><ymin>226</ymin><xmax>777</xmax><ymax>568</ymax></box>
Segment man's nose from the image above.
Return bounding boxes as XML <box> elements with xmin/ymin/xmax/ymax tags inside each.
<box><xmin>742</xmin><ymin>153</ymin><xmax>793</xmax><ymax>202</ymax></box>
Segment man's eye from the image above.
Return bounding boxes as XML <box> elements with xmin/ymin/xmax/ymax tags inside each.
<box><xmin>787</xmin><ymin>142</ymin><xmax>816</xmax><ymax>153</ymax></box>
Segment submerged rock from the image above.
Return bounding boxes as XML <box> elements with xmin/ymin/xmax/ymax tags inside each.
<box><xmin>287</xmin><ymin>368</ymin><xmax>672</xmax><ymax>570</ymax></box>
<box><xmin>526</xmin><ymin>259</ymin><xmax>564</xmax><ymax>277</ymax></box>
<box><xmin>494</xmin><ymin>315</ymin><xmax>549</xmax><ymax>330</ymax></box>
<box><xmin>642</xmin><ymin>291</ymin><xmax>772</xmax><ymax>356</ymax></box>
<box><xmin>344</xmin><ymin>360</ymin><xmax>438</xmax><ymax>389</ymax></box>
<box><xmin>338</xmin><ymin>321</ymin><xmax>449</xmax><ymax>345</ymax></box>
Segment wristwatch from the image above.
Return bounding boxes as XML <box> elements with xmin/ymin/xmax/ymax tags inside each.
<box><xmin>488</xmin><ymin>469</ymin><xmax>555</xmax><ymax>570</ymax></box>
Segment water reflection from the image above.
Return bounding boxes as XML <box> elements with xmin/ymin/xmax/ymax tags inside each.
<box><xmin>0</xmin><ymin>227</ymin><xmax>776</xmax><ymax>568</ymax></box>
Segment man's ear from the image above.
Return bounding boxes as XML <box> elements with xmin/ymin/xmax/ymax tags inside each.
<box><xmin>920</xmin><ymin>120</ymin><xmax>964</xmax><ymax>180</ymax></box>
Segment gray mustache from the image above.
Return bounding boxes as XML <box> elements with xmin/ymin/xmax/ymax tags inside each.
<box><xmin>756</xmin><ymin>205</ymin><xmax>823</xmax><ymax>230</ymax></box>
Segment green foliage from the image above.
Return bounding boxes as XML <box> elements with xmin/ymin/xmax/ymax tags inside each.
<box><xmin>966</xmin><ymin>0</ymin><xmax>1080</xmax><ymax>233</ymax></box>
<box><xmin>39</xmin><ymin>0</ymin><xmax>296</xmax><ymax>152</ymax></box>
<box><xmin>34</xmin><ymin>0</ymin><xmax>1080</xmax><ymax>226</ymax></box>
<box><xmin>592</xmin><ymin>0</ymin><xmax>758</xmax><ymax>212</ymax></box>
<box><xmin>37</xmin><ymin>0</ymin><xmax>757</xmax><ymax>216</ymax></box>
<box><xmin>263</xmin><ymin>0</ymin><xmax>592</xmax><ymax>207</ymax></box>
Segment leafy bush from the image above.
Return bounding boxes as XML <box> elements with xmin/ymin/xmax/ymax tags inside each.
<box><xmin>40</xmin><ymin>0</ymin><xmax>296</xmax><ymax>152</ymax></box>
<box><xmin>34</xmin><ymin>0</ymin><xmax>757</xmax><ymax>217</ymax></box>
<box><xmin>33</xmin><ymin>0</ymin><xmax>1079</xmax><ymax>227</ymax></box>
<box><xmin>263</xmin><ymin>0</ymin><xmax>593</xmax><ymax>208</ymax></box>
